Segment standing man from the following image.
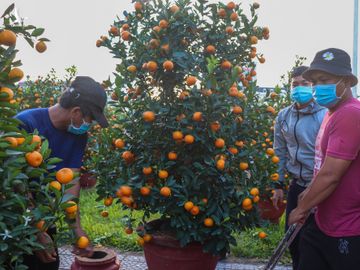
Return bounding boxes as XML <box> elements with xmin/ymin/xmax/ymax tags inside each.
<box><xmin>289</xmin><ymin>48</ymin><xmax>360</xmax><ymax>269</ymax></box>
<box><xmin>272</xmin><ymin>66</ymin><xmax>326</xmax><ymax>269</ymax></box>
<box><xmin>16</xmin><ymin>76</ymin><xmax>109</xmax><ymax>270</ymax></box>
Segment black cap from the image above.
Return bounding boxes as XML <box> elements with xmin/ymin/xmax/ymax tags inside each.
<box><xmin>303</xmin><ymin>48</ymin><xmax>358</xmax><ymax>86</ymax></box>
<box><xmin>68</xmin><ymin>76</ymin><xmax>109</xmax><ymax>127</ymax></box>
<box><xmin>291</xmin><ymin>66</ymin><xmax>309</xmax><ymax>79</ymax></box>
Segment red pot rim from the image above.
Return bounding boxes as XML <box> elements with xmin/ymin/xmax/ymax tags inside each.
<box><xmin>148</xmin><ymin>232</ymin><xmax>206</xmax><ymax>249</ymax></box>
<box><xmin>258</xmin><ymin>198</ymin><xmax>286</xmax><ymax>208</ymax></box>
<box><xmin>80</xmin><ymin>172</ymin><xmax>95</xmax><ymax>179</ymax></box>
<box><xmin>74</xmin><ymin>247</ymin><xmax>117</xmax><ymax>265</ymax></box>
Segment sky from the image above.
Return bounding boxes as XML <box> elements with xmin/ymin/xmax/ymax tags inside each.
<box><xmin>0</xmin><ymin>0</ymin><xmax>356</xmax><ymax>88</ymax></box>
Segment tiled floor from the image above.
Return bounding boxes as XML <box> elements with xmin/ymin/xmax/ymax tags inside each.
<box><xmin>59</xmin><ymin>247</ymin><xmax>291</xmax><ymax>270</ymax></box>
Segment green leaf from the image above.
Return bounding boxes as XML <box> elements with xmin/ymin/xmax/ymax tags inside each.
<box><xmin>0</xmin><ymin>242</ymin><xmax>8</xmax><ymax>251</ymax></box>
<box><xmin>1</xmin><ymin>4</ymin><xmax>15</xmax><ymax>18</ymax></box>
<box><xmin>216</xmin><ymin>240</ymin><xmax>225</xmax><ymax>251</ymax></box>
<box><xmin>5</xmin><ymin>149</ymin><xmax>23</xmax><ymax>156</ymax></box>
<box><xmin>114</xmin><ymin>75</ymin><xmax>123</xmax><ymax>88</ymax></box>
<box><xmin>15</xmin><ymin>173</ymin><xmax>28</xmax><ymax>180</ymax></box>
<box><xmin>27</xmin><ymin>168</ymin><xmax>47</xmax><ymax>178</ymax></box>
<box><xmin>47</xmin><ymin>157</ymin><xmax>62</xmax><ymax>165</ymax></box>
<box><xmin>24</xmin><ymin>36</ymin><xmax>34</xmax><ymax>47</ymax></box>
<box><xmin>31</xmin><ymin>28</ymin><xmax>45</xmax><ymax>37</ymax></box>
<box><xmin>37</xmin><ymin>38</ymin><xmax>50</xmax><ymax>42</ymax></box>
<box><xmin>61</xmin><ymin>193</ymin><xmax>75</xmax><ymax>204</ymax></box>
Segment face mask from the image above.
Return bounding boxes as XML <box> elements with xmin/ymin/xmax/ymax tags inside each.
<box><xmin>291</xmin><ymin>86</ymin><xmax>313</xmax><ymax>105</ymax></box>
<box><xmin>67</xmin><ymin>119</ymin><xmax>91</xmax><ymax>135</ymax></box>
<box><xmin>313</xmin><ymin>79</ymin><xmax>345</xmax><ymax>108</ymax></box>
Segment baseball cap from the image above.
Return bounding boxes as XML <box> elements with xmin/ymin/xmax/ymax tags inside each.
<box><xmin>67</xmin><ymin>76</ymin><xmax>109</xmax><ymax>128</ymax></box>
<box><xmin>291</xmin><ymin>66</ymin><xmax>309</xmax><ymax>78</ymax></box>
<box><xmin>302</xmin><ymin>48</ymin><xmax>358</xmax><ymax>86</ymax></box>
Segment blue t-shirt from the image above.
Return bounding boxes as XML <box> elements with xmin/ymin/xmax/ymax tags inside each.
<box><xmin>16</xmin><ymin>108</ymin><xmax>87</xmax><ymax>170</ymax></box>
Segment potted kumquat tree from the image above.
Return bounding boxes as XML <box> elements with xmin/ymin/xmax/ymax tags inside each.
<box><xmin>93</xmin><ymin>0</ymin><xmax>280</xmax><ymax>269</ymax></box>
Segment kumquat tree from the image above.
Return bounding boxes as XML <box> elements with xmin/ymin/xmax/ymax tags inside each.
<box><xmin>91</xmin><ymin>0</ymin><xmax>281</xmax><ymax>257</ymax></box>
<box><xmin>0</xmin><ymin>5</ymin><xmax>81</xmax><ymax>269</ymax></box>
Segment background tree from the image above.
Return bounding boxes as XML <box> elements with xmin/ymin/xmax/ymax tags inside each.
<box><xmin>17</xmin><ymin>65</ymin><xmax>77</xmax><ymax>111</ymax></box>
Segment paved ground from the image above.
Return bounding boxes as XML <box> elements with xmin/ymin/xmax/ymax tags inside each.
<box><xmin>59</xmin><ymin>247</ymin><xmax>291</xmax><ymax>270</ymax></box>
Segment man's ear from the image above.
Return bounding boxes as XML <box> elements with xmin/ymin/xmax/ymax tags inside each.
<box><xmin>69</xmin><ymin>106</ymin><xmax>82</xmax><ymax>117</ymax></box>
<box><xmin>343</xmin><ymin>77</ymin><xmax>352</xmax><ymax>89</ymax></box>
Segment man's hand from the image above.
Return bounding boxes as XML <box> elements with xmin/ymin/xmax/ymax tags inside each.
<box><xmin>35</xmin><ymin>232</ymin><xmax>57</xmax><ymax>263</ymax></box>
<box><xmin>297</xmin><ymin>189</ymin><xmax>308</xmax><ymax>204</ymax></box>
<box><xmin>271</xmin><ymin>189</ymin><xmax>284</xmax><ymax>210</ymax></box>
<box><xmin>72</xmin><ymin>228</ymin><xmax>94</xmax><ymax>258</ymax></box>
<box><xmin>66</xmin><ymin>169</ymin><xmax>93</xmax><ymax>258</ymax></box>
<box><xmin>288</xmin><ymin>207</ymin><xmax>308</xmax><ymax>225</ymax></box>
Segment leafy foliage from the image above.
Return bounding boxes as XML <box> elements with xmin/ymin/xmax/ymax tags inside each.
<box><xmin>92</xmin><ymin>0</ymin><xmax>278</xmax><ymax>256</ymax></box>
<box><xmin>0</xmin><ymin>5</ymin><xmax>75</xmax><ymax>269</ymax></box>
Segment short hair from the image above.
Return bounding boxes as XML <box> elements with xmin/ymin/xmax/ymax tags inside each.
<box><xmin>291</xmin><ymin>66</ymin><xmax>309</xmax><ymax>79</ymax></box>
<box><xmin>59</xmin><ymin>88</ymin><xmax>92</xmax><ymax>117</ymax></box>
<box><xmin>59</xmin><ymin>88</ymin><xmax>75</xmax><ymax>109</ymax></box>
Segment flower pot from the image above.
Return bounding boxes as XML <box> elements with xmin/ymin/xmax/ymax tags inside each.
<box><xmin>80</xmin><ymin>172</ymin><xmax>97</xmax><ymax>189</ymax></box>
<box><xmin>71</xmin><ymin>247</ymin><xmax>120</xmax><ymax>270</ymax></box>
<box><xmin>143</xmin><ymin>231</ymin><xmax>219</xmax><ymax>270</ymax></box>
<box><xmin>258</xmin><ymin>197</ymin><xmax>286</xmax><ymax>224</ymax></box>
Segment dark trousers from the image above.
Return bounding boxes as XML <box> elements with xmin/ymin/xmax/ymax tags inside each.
<box><xmin>23</xmin><ymin>227</ymin><xmax>60</xmax><ymax>270</ymax></box>
<box><xmin>298</xmin><ymin>215</ymin><xmax>360</xmax><ymax>270</ymax></box>
<box><xmin>285</xmin><ymin>180</ymin><xmax>306</xmax><ymax>270</ymax></box>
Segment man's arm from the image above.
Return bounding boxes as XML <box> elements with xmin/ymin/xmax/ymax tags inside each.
<box><xmin>66</xmin><ymin>168</ymin><xmax>81</xmax><ymax>229</ymax></box>
<box><xmin>288</xmin><ymin>156</ymin><xmax>351</xmax><ymax>225</ymax></box>
<box><xmin>67</xmin><ymin>168</ymin><xmax>93</xmax><ymax>257</ymax></box>
<box><xmin>34</xmin><ymin>232</ymin><xmax>57</xmax><ymax>263</ymax></box>
<box><xmin>274</xmin><ymin>115</ymin><xmax>287</xmax><ymax>185</ymax></box>
<box><xmin>272</xmin><ymin>114</ymin><xmax>287</xmax><ymax>207</ymax></box>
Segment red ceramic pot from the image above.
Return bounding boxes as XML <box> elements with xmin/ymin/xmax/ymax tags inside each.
<box><xmin>258</xmin><ymin>197</ymin><xmax>286</xmax><ymax>224</ymax></box>
<box><xmin>71</xmin><ymin>248</ymin><xmax>120</xmax><ymax>270</ymax></box>
<box><xmin>143</xmin><ymin>232</ymin><xmax>219</xmax><ymax>270</ymax></box>
<box><xmin>80</xmin><ymin>172</ymin><xmax>97</xmax><ymax>189</ymax></box>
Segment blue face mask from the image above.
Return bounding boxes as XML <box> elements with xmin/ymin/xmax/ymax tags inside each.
<box><xmin>291</xmin><ymin>86</ymin><xmax>313</xmax><ymax>105</ymax></box>
<box><xmin>313</xmin><ymin>79</ymin><xmax>345</xmax><ymax>108</ymax></box>
<box><xmin>67</xmin><ymin>119</ymin><xmax>91</xmax><ymax>135</ymax></box>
